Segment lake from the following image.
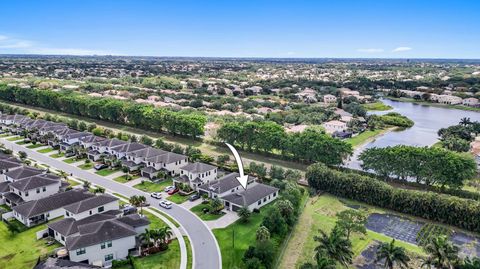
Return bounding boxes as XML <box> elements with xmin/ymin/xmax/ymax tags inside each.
<box><xmin>345</xmin><ymin>98</ymin><xmax>480</xmax><ymax>169</ymax></box>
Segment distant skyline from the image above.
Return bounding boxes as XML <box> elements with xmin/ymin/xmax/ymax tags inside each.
<box><xmin>1</xmin><ymin>0</ymin><xmax>479</xmax><ymax>59</ymax></box>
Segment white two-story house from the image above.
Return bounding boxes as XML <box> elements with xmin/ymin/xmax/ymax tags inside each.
<box><xmin>176</xmin><ymin>162</ymin><xmax>217</xmax><ymax>189</ymax></box>
<box><xmin>63</xmin><ymin>194</ymin><xmax>119</xmax><ymax>221</ymax></box>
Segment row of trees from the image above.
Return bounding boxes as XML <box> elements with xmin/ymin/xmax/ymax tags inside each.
<box><xmin>438</xmin><ymin>117</ymin><xmax>480</xmax><ymax>152</ymax></box>
<box><xmin>217</xmin><ymin>122</ymin><xmax>352</xmax><ymax>165</ymax></box>
<box><xmin>359</xmin><ymin>145</ymin><xmax>477</xmax><ymax>189</ymax></box>
<box><xmin>0</xmin><ymin>85</ymin><xmax>206</xmax><ymax>138</ymax></box>
<box><xmin>306</xmin><ymin>163</ymin><xmax>480</xmax><ymax>233</ymax></box>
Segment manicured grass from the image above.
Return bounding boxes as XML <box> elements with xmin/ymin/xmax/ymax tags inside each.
<box><xmin>67</xmin><ymin>179</ymin><xmax>80</xmax><ymax>187</ymax></box>
<box><xmin>149</xmin><ymin>208</ymin><xmax>181</xmax><ymax>228</ymax></box>
<box><xmin>7</xmin><ymin>136</ymin><xmax>23</xmax><ymax>141</ymax></box>
<box><xmin>190</xmin><ymin>203</ymin><xmax>226</xmax><ymax>221</ymax></box>
<box><xmin>113</xmin><ymin>174</ymin><xmax>140</xmax><ymax>183</ymax></box>
<box><xmin>213</xmin><ymin>203</ymin><xmax>279</xmax><ymax>269</ymax></box>
<box><xmin>26</xmin><ymin>144</ymin><xmax>43</xmax><ymax>149</ymax></box>
<box><xmin>63</xmin><ymin>157</ymin><xmax>83</xmax><ymax>164</ymax></box>
<box><xmin>133</xmin><ymin>179</ymin><xmax>173</xmax><ymax>193</ymax></box>
<box><xmin>95</xmin><ymin>168</ymin><xmax>120</xmax><ymax>176</ymax></box>
<box><xmin>345</xmin><ymin>128</ymin><xmax>387</xmax><ymax>148</ymax></box>
<box><xmin>0</xmin><ymin>204</ymin><xmax>11</xmax><ymax>212</ymax></box>
<box><xmin>49</xmin><ymin>152</ymin><xmax>64</xmax><ymax>158</ymax></box>
<box><xmin>132</xmin><ymin>239</ymin><xmax>181</xmax><ymax>269</ymax></box>
<box><xmin>15</xmin><ymin>140</ymin><xmax>28</xmax><ymax>145</ymax></box>
<box><xmin>278</xmin><ymin>194</ymin><xmax>424</xmax><ymax>269</ymax></box>
<box><xmin>78</xmin><ymin>162</ymin><xmax>94</xmax><ymax>170</ymax></box>
<box><xmin>0</xmin><ymin>221</ymin><xmax>61</xmax><ymax>269</ymax></box>
<box><xmin>0</xmin><ymin>133</ymin><xmax>12</xmax><ymax>137</ymax></box>
<box><xmin>166</xmin><ymin>193</ymin><xmax>190</xmax><ymax>204</ymax></box>
<box><xmin>362</xmin><ymin>101</ymin><xmax>393</xmax><ymax>111</ymax></box>
<box><xmin>37</xmin><ymin>147</ymin><xmax>54</xmax><ymax>153</ymax></box>
<box><xmin>184</xmin><ymin>236</ymin><xmax>193</xmax><ymax>269</ymax></box>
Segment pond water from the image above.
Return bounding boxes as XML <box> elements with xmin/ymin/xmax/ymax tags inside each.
<box><xmin>345</xmin><ymin>99</ymin><xmax>480</xmax><ymax>169</ymax></box>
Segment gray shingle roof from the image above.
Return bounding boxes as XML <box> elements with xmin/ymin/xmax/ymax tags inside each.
<box><xmin>116</xmin><ymin>142</ymin><xmax>148</xmax><ymax>153</ymax></box>
<box><xmin>95</xmin><ymin>138</ymin><xmax>128</xmax><ymax>148</ymax></box>
<box><xmin>198</xmin><ymin>173</ymin><xmax>256</xmax><ymax>194</ymax></box>
<box><xmin>117</xmin><ymin>214</ymin><xmax>150</xmax><ymax>228</ymax></box>
<box><xmin>180</xmin><ymin>162</ymin><xmax>216</xmax><ymax>173</ymax></box>
<box><xmin>0</xmin><ymin>158</ymin><xmax>22</xmax><ymax>171</ymax></box>
<box><xmin>0</xmin><ymin>181</ymin><xmax>10</xmax><ymax>193</ymax></box>
<box><xmin>129</xmin><ymin>147</ymin><xmax>167</xmax><ymax>159</ymax></box>
<box><xmin>63</xmin><ymin>194</ymin><xmax>118</xmax><ymax>214</ymax></box>
<box><xmin>9</xmin><ymin>174</ymin><xmax>60</xmax><ymax>191</ymax></box>
<box><xmin>34</xmin><ymin>257</ymin><xmax>99</xmax><ymax>268</ymax></box>
<box><xmin>221</xmin><ymin>184</ymin><xmax>279</xmax><ymax>207</ymax></box>
<box><xmin>47</xmin><ymin>213</ymin><xmax>117</xmax><ymax>236</ymax></box>
<box><xmin>4</xmin><ymin>166</ymin><xmax>44</xmax><ymax>180</ymax></box>
<box><xmin>13</xmin><ymin>190</ymin><xmax>94</xmax><ymax>218</ymax></box>
<box><xmin>66</xmin><ymin>219</ymin><xmax>137</xmax><ymax>250</ymax></box>
<box><xmin>146</xmin><ymin>152</ymin><xmax>186</xmax><ymax>164</ymax></box>
<box><xmin>3</xmin><ymin>192</ymin><xmax>24</xmax><ymax>204</ymax></box>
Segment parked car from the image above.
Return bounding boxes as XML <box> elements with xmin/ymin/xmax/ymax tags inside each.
<box><xmin>65</xmin><ymin>151</ymin><xmax>76</xmax><ymax>157</ymax></box>
<box><xmin>167</xmin><ymin>188</ymin><xmax>179</xmax><ymax>195</ymax></box>
<box><xmin>164</xmin><ymin>186</ymin><xmax>175</xmax><ymax>192</ymax></box>
<box><xmin>122</xmin><ymin>205</ymin><xmax>137</xmax><ymax>215</ymax></box>
<box><xmin>189</xmin><ymin>193</ymin><xmax>200</xmax><ymax>201</ymax></box>
<box><xmin>94</xmin><ymin>163</ymin><xmax>108</xmax><ymax>170</ymax></box>
<box><xmin>159</xmin><ymin>200</ymin><xmax>172</xmax><ymax>209</ymax></box>
<box><xmin>151</xmin><ymin>192</ymin><xmax>162</xmax><ymax>199</ymax></box>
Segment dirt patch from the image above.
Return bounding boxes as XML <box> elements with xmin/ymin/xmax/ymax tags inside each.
<box><xmin>0</xmin><ymin>253</ymin><xmax>16</xmax><ymax>262</ymax></box>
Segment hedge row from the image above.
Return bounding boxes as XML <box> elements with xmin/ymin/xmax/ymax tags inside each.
<box><xmin>307</xmin><ymin>163</ymin><xmax>480</xmax><ymax>233</ymax></box>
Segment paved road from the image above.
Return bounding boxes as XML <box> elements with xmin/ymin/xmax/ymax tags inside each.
<box><xmin>1</xmin><ymin>138</ymin><xmax>222</xmax><ymax>269</ymax></box>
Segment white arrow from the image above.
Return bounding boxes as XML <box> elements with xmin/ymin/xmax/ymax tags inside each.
<box><xmin>225</xmin><ymin>143</ymin><xmax>248</xmax><ymax>190</ymax></box>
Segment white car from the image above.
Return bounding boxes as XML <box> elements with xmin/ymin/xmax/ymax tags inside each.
<box><xmin>159</xmin><ymin>200</ymin><xmax>172</xmax><ymax>209</ymax></box>
<box><xmin>164</xmin><ymin>186</ymin><xmax>175</xmax><ymax>192</ymax></box>
<box><xmin>150</xmin><ymin>192</ymin><xmax>162</xmax><ymax>199</ymax></box>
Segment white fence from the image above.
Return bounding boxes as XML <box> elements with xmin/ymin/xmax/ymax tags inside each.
<box><xmin>36</xmin><ymin>228</ymin><xmax>49</xmax><ymax>240</ymax></box>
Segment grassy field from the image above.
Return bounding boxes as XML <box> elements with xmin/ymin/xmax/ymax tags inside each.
<box><xmin>7</xmin><ymin>136</ymin><xmax>23</xmax><ymax>141</ymax></box>
<box><xmin>78</xmin><ymin>162</ymin><xmax>94</xmax><ymax>170</ymax></box>
<box><xmin>345</xmin><ymin>129</ymin><xmax>388</xmax><ymax>148</ymax></box>
<box><xmin>49</xmin><ymin>152</ymin><xmax>64</xmax><ymax>158</ymax></box>
<box><xmin>362</xmin><ymin>101</ymin><xmax>393</xmax><ymax>111</ymax></box>
<box><xmin>212</xmin><ymin>204</ymin><xmax>280</xmax><ymax>269</ymax></box>
<box><xmin>133</xmin><ymin>179</ymin><xmax>173</xmax><ymax>193</ymax></box>
<box><xmin>0</xmin><ymin>221</ymin><xmax>61</xmax><ymax>269</ymax></box>
<box><xmin>278</xmin><ymin>194</ymin><xmax>424</xmax><ymax>269</ymax></box>
<box><xmin>95</xmin><ymin>168</ymin><xmax>120</xmax><ymax>176</ymax></box>
<box><xmin>190</xmin><ymin>203</ymin><xmax>226</xmax><ymax>221</ymax></box>
<box><xmin>37</xmin><ymin>147</ymin><xmax>54</xmax><ymax>153</ymax></box>
<box><xmin>113</xmin><ymin>174</ymin><xmax>140</xmax><ymax>183</ymax></box>
<box><xmin>166</xmin><ymin>193</ymin><xmax>190</xmax><ymax>204</ymax></box>
<box><xmin>26</xmin><ymin>144</ymin><xmax>43</xmax><ymax>149</ymax></box>
<box><xmin>386</xmin><ymin>97</ymin><xmax>480</xmax><ymax>112</ymax></box>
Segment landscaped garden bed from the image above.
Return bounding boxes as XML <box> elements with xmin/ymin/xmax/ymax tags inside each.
<box><xmin>190</xmin><ymin>203</ymin><xmax>225</xmax><ymax>221</ymax></box>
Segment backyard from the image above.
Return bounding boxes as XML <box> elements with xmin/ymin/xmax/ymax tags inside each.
<box><xmin>345</xmin><ymin>129</ymin><xmax>389</xmax><ymax>148</ymax></box>
<box><xmin>0</xmin><ymin>221</ymin><xmax>61</xmax><ymax>269</ymax></box>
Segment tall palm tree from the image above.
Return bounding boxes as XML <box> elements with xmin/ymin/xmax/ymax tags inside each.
<box><xmin>159</xmin><ymin>226</ymin><xmax>173</xmax><ymax>247</ymax></box>
<box><xmin>423</xmin><ymin>235</ymin><xmax>459</xmax><ymax>269</ymax></box>
<box><xmin>82</xmin><ymin>180</ymin><xmax>91</xmax><ymax>190</ymax></box>
<box><xmin>238</xmin><ymin>206</ymin><xmax>251</xmax><ymax>222</ymax></box>
<box><xmin>314</xmin><ymin>227</ymin><xmax>353</xmax><ymax>267</ymax></box>
<box><xmin>130</xmin><ymin>195</ymin><xmax>146</xmax><ymax>214</ymax></box>
<box><xmin>420</xmin><ymin>256</ymin><xmax>434</xmax><ymax>269</ymax></box>
<box><xmin>460</xmin><ymin>117</ymin><xmax>471</xmax><ymax>126</ymax></box>
<box><xmin>316</xmin><ymin>256</ymin><xmax>336</xmax><ymax>269</ymax></box>
<box><xmin>375</xmin><ymin>239</ymin><xmax>410</xmax><ymax>269</ymax></box>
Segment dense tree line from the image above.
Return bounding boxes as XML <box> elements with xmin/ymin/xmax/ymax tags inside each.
<box><xmin>0</xmin><ymin>85</ymin><xmax>206</xmax><ymax>138</ymax></box>
<box><xmin>438</xmin><ymin>118</ymin><xmax>480</xmax><ymax>152</ymax></box>
<box><xmin>306</xmin><ymin>163</ymin><xmax>480</xmax><ymax>233</ymax></box>
<box><xmin>359</xmin><ymin>145</ymin><xmax>477</xmax><ymax>188</ymax></box>
<box><xmin>217</xmin><ymin>122</ymin><xmax>352</xmax><ymax>165</ymax></box>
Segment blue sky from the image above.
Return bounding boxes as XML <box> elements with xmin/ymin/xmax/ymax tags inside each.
<box><xmin>0</xmin><ymin>0</ymin><xmax>479</xmax><ymax>58</ymax></box>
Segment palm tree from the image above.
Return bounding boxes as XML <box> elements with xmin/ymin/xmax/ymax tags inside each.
<box><xmin>423</xmin><ymin>235</ymin><xmax>459</xmax><ymax>269</ymax></box>
<box><xmin>82</xmin><ymin>180</ymin><xmax>91</xmax><ymax>190</ymax></box>
<box><xmin>92</xmin><ymin>186</ymin><xmax>105</xmax><ymax>194</ymax></box>
<box><xmin>210</xmin><ymin>198</ymin><xmax>223</xmax><ymax>213</ymax></box>
<box><xmin>316</xmin><ymin>256</ymin><xmax>336</xmax><ymax>269</ymax></box>
<box><xmin>130</xmin><ymin>195</ymin><xmax>146</xmax><ymax>214</ymax></box>
<box><xmin>140</xmin><ymin>228</ymin><xmax>154</xmax><ymax>248</ymax></box>
<box><xmin>421</xmin><ymin>256</ymin><xmax>434</xmax><ymax>269</ymax></box>
<box><xmin>460</xmin><ymin>117</ymin><xmax>471</xmax><ymax>126</ymax></box>
<box><xmin>158</xmin><ymin>226</ymin><xmax>173</xmax><ymax>248</ymax></box>
<box><xmin>314</xmin><ymin>227</ymin><xmax>353</xmax><ymax>267</ymax></box>
<box><xmin>256</xmin><ymin>226</ymin><xmax>270</xmax><ymax>242</ymax></box>
<box><xmin>238</xmin><ymin>206</ymin><xmax>251</xmax><ymax>223</ymax></box>
<box><xmin>375</xmin><ymin>239</ymin><xmax>410</xmax><ymax>269</ymax></box>
<box><xmin>58</xmin><ymin>170</ymin><xmax>69</xmax><ymax>181</ymax></box>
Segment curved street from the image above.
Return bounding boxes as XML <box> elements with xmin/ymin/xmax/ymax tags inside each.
<box><xmin>0</xmin><ymin>137</ymin><xmax>222</xmax><ymax>269</ymax></box>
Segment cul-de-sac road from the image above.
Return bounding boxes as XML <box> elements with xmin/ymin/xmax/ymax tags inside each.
<box><xmin>0</xmin><ymin>137</ymin><xmax>222</xmax><ymax>269</ymax></box>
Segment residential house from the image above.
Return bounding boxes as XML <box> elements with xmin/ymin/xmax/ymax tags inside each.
<box><xmin>198</xmin><ymin>172</ymin><xmax>256</xmax><ymax>199</ymax></box>
<box><xmin>143</xmin><ymin>152</ymin><xmax>188</xmax><ymax>177</ymax></box>
<box><xmin>176</xmin><ymin>162</ymin><xmax>217</xmax><ymax>189</ymax></box>
<box><xmin>79</xmin><ymin>135</ymin><xmax>106</xmax><ymax>149</ymax></box>
<box><xmin>322</xmin><ymin>120</ymin><xmax>348</xmax><ymax>134</ymax></box>
<box><xmin>463</xmin><ymin>98</ymin><xmax>479</xmax><ymax>107</ymax></box>
<box><xmin>88</xmin><ymin>139</ymin><xmax>128</xmax><ymax>161</ymax></box>
<box><xmin>60</xmin><ymin>132</ymin><xmax>92</xmax><ymax>152</ymax></box>
<box><xmin>438</xmin><ymin>95</ymin><xmax>462</xmax><ymax>105</ymax></box>
<box><xmin>323</xmin><ymin>94</ymin><xmax>337</xmax><ymax>105</ymax></box>
<box><xmin>6</xmin><ymin>174</ymin><xmax>61</xmax><ymax>205</ymax></box>
<box><xmin>4</xmin><ymin>166</ymin><xmax>45</xmax><ymax>182</ymax></box>
<box><xmin>222</xmin><ymin>184</ymin><xmax>279</xmax><ymax>211</ymax></box>
<box><xmin>63</xmin><ymin>194</ymin><xmax>119</xmax><ymax>221</ymax></box>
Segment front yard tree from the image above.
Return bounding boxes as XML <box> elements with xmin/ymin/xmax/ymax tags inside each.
<box><xmin>82</xmin><ymin>180</ymin><xmax>91</xmax><ymax>190</ymax></box>
<box><xmin>255</xmin><ymin>226</ymin><xmax>270</xmax><ymax>242</ymax></box>
<box><xmin>238</xmin><ymin>206</ymin><xmax>251</xmax><ymax>223</ymax></box>
<box><xmin>210</xmin><ymin>198</ymin><xmax>223</xmax><ymax>213</ymax></box>
<box><xmin>93</xmin><ymin>186</ymin><xmax>105</xmax><ymax>194</ymax></box>
<box><xmin>375</xmin><ymin>239</ymin><xmax>410</xmax><ymax>269</ymax></box>
<box><xmin>335</xmin><ymin>209</ymin><xmax>367</xmax><ymax>240</ymax></box>
<box><xmin>18</xmin><ymin>151</ymin><xmax>27</xmax><ymax>160</ymax></box>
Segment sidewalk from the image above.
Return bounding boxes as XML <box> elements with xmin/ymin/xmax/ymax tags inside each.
<box><xmin>205</xmin><ymin>210</ymin><xmax>239</xmax><ymax>229</ymax></box>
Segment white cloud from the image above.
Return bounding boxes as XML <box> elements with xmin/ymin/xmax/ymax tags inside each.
<box><xmin>26</xmin><ymin>47</ymin><xmax>113</xmax><ymax>56</ymax></box>
<box><xmin>0</xmin><ymin>35</ymin><xmax>8</xmax><ymax>41</ymax></box>
<box><xmin>392</xmin><ymin>47</ymin><xmax>412</xmax><ymax>52</ymax></box>
<box><xmin>286</xmin><ymin>51</ymin><xmax>296</xmax><ymax>55</ymax></box>
<box><xmin>357</xmin><ymin>48</ymin><xmax>384</xmax><ymax>53</ymax></box>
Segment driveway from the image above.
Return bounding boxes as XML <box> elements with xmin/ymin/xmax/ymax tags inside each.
<box><xmin>1</xmin><ymin>138</ymin><xmax>222</xmax><ymax>269</ymax></box>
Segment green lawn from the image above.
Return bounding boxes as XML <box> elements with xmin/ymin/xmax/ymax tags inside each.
<box><xmin>278</xmin><ymin>194</ymin><xmax>424</xmax><ymax>269</ymax></box>
<box><xmin>63</xmin><ymin>157</ymin><xmax>83</xmax><ymax>164</ymax></box>
<box><xmin>37</xmin><ymin>147</ymin><xmax>54</xmax><ymax>153</ymax></box>
<box><xmin>7</xmin><ymin>136</ymin><xmax>23</xmax><ymax>141</ymax></box>
<box><xmin>15</xmin><ymin>140</ymin><xmax>28</xmax><ymax>145</ymax></box>
<box><xmin>0</xmin><ymin>133</ymin><xmax>12</xmax><ymax>137</ymax></box>
<box><xmin>95</xmin><ymin>168</ymin><xmax>120</xmax><ymax>176</ymax></box>
<box><xmin>0</xmin><ymin>204</ymin><xmax>11</xmax><ymax>212</ymax></box>
<box><xmin>78</xmin><ymin>162</ymin><xmax>94</xmax><ymax>170</ymax></box>
<box><xmin>190</xmin><ymin>203</ymin><xmax>226</xmax><ymax>221</ymax></box>
<box><xmin>133</xmin><ymin>179</ymin><xmax>173</xmax><ymax>193</ymax></box>
<box><xmin>67</xmin><ymin>179</ymin><xmax>80</xmax><ymax>187</ymax></box>
<box><xmin>213</xmin><ymin>203</ymin><xmax>278</xmax><ymax>269</ymax></box>
<box><xmin>26</xmin><ymin>144</ymin><xmax>43</xmax><ymax>149</ymax></box>
<box><xmin>184</xmin><ymin>236</ymin><xmax>193</xmax><ymax>269</ymax></box>
<box><xmin>362</xmin><ymin>101</ymin><xmax>393</xmax><ymax>111</ymax></box>
<box><xmin>166</xmin><ymin>193</ymin><xmax>190</xmax><ymax>204</ymax></box>
<box><xmin>0</xmin><ymin>221</ymin><xmax>61</xmax><ymax>269</ymax></box>
<box><xmin>113</xmin><ymin>174</ymin><xmax>140</xmax><ymax>183</ymax></box>
<box><xmin>345</xmin><ymin>129</ymin><xmax>387</xmax><ymax>148</ymax></box>
<box><xmin>149</xmin><ymin>208</ymin><xmax>181</xmax><ymax>228</ymax></box>
<box><xmin>49</xmin><ymin>152</ymin><xmax>64</xmax><ymax>158</ymax></box>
